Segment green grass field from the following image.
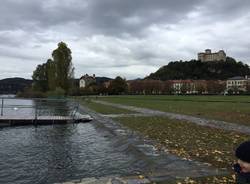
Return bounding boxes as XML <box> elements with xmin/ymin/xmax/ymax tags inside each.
<box><xmin>77</xmin><ymin>95</ymin><xmax>250</xmax><ymax>183</ymax></box>
<box><xmin>122</xmin><ymin>118</ymin><xmax>245</xmax><ymax>184</ymax></box>
<box><xmin>94</xmin><ymin>95</ymin><xmax>250</xmax><ymax>126</ymax></box>
<box><xmin>78</xmin><ymin>98</ymin><xmax>134</xmax><ymax>114</ymax></box>
<box><xmin>115</xmin><ymin>116</ymin><xmax>249</xmax><ymax>184</ymax></box>
<box><xmin>114</xmin><ymin>116</ymin><xmax>248</xmax><ymax>170</ymax></box>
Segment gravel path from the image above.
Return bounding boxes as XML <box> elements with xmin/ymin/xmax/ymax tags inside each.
<box><xmin>93</xmin><ymin>100</ymin><xmax>250</xmax><ymax>135</ymax></box>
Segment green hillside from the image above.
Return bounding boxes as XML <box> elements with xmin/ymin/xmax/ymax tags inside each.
<box><xmin>147</xmin><ymin>57</ymin><xmax>250</xmax><ymax>80</ymax></box>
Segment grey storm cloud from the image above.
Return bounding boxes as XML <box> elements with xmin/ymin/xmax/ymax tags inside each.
<box><xmin>0</xmin><ymin>0</ymin><xmax>250</xmax><ymax>79</ymax></box>
<box><xmin>0</xmin><ymin>0</ymin><xmax>202</xmax><ymax>35</ymax></box>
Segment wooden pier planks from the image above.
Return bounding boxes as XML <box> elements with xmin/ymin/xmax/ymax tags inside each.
<box><xmin>0</xmin><ymin>115</ymin><xmax>93</xmax><ymax>127</ymax></box>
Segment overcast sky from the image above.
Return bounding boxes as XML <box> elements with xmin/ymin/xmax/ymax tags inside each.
<box><xmin>1</xmin><ymin>0</ymin><xmax>250</xmax><ymax>80</ymax></box>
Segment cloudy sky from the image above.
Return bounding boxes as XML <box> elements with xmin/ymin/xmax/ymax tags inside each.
<box><xmin>1</xmin><ymin>0</ymin><xmax>250</xmax><ymax>80</ymax></box>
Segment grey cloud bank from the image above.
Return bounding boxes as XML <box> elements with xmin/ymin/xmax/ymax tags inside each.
<box><xmin>0</xmin><ymin>0</ymin><xmax>250</xmax><ymax>79</ymax></box>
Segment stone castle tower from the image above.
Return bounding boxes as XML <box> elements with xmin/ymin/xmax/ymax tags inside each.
<box><xmin>198</xmin><ymin>49</ymin><xmax>226</xmax><ymax>62</ymax></box>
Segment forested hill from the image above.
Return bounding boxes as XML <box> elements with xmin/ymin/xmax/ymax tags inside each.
<box><xmin>147</xmin><ymin>57</ymin><xmax>250</xmax><ymax>80</ymax></box>
<box><xmin>0</xmin><ymin>78</ymin><xmax>32</xmax><ymax>94</ymax></box>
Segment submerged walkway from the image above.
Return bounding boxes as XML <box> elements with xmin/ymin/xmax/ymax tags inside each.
<box><xmin>61</xmin><ymin>104</ymin><xmax>227</xmax><ymax>184</ymax></box>
<box><xmin>93</xmin><ymin>100</ymin><xmax>250</xmax><ymax>135</ymax></box>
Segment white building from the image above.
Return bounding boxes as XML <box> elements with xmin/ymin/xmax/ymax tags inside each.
<box><xmin>226</xmin><ymin>76</ymin><xmax>250</xmax><ymax>92</ymax></box>
<box><xmin>170</xmin><ymin>80</ymin><xmax>197</xmax><ymax>94</ymax></box>
<box><xmin>79</xmin><ymin>74</ymin><xmax>96</xmax><ymax>88</ymax></box>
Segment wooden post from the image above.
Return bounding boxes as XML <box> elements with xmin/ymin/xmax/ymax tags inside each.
<box><xmin>1</xmin><ymin>98</ymin><xmax>3</xmax><ymax>116</ymax></box>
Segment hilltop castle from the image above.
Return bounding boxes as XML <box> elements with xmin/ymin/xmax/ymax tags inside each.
<box><xmin>198</xmin><ymin>49</ymin><xmax>226</xmax><ymax>62</ymax></box>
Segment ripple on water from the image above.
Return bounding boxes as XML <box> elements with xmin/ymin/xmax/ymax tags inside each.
<box><xmin>0</xmin><ymin>123</ymin><xmax>143</xmax><ymax>184</ymax></box>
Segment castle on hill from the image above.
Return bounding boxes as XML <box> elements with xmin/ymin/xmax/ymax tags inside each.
<box><xmin>198</xmin><ymin>49</ymin><xmax>226</xmax><ymax>62</ymax></box>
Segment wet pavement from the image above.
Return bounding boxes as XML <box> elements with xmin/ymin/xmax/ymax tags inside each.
<box><xmin>62</xmin><ymin>104</ymin><xmax>228</xmax><ymax>184</ymax></box>
<box><xmin>93</xmin><ymin>100</ymin><xmax>250</xmax><ymax>135</ymax></box>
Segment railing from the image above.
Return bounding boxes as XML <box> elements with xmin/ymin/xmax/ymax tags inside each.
<box><xmin>0</xmin><ymin>97</ymin><xmax>79</xmax><ymax>120</ymax></box>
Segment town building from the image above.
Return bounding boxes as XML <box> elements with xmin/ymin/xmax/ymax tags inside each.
<box><xmin>170</xmin><ymin>80</ymin><xmax>197</xmax><ymax>94</ymax></box>
<box><xmin>226</xmin><ymin>75</ymin><xmax>250</xmax><ymax>92</ymax></box>
<box><xmin>79</xmin><ymin>74</ymin><xmax>96</xmax><ymax>88</ymax></box>
<box><xmin>170</xmin><ymin>80</ymin><xmax>226</xmax><ymax>94</ymax></box>
<box><xmin>198</xmin><ymin>49</ymin><xmax>226</xmax><ymax>62</ymax></box>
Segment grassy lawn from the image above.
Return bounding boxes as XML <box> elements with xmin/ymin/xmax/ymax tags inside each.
<box><xmin>76</xmin><ymin>95</ymin><xmax>250</xmax><ymax>183</ymax></box>
<box><xmin>78</xmin><ymin>98</ymin><xmax>134</xmax><ymax>114</ymax></box>
<box><xmin>114</xmin><ymin>116</ymin><xmax>249</xmax><ymax>184</ymax></box>
<box><xmin>94</xmin><ymin>95</ymin><xmax>250</xmax><ymax>126</ymax></box>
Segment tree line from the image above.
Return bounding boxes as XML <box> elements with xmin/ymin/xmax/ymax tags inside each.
<box><xmin>77</xmin><ymin>78</ymin><xmax>250</xmax><ymax>95</ymax></box>
<box><xmin>73</xmin><ymin>76</ymin><xmax>128</xmax><ymax>96</ymax></box>
<box><xmin>128</xmin><ymin>80</ymin><xmax>228</xmax><ymax>95</ymax></box>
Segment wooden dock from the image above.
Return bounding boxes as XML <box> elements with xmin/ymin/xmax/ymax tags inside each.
<box><xmin>0</xmin><ymin>97</ymin><xmax>93</xmax><ymax>128</ymax></box>
<box><xmin>0</xmin><ymin>114</ymin><xmax>93</xmax><ymax>127</ymax></box>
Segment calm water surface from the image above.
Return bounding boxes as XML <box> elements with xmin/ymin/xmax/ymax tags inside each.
<box><xmin>0</xmin><ymin>98</ymin><xmax>142</xmax><ymax>184</ymax></box>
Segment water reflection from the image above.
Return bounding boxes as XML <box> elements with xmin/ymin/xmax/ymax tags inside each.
<box><xmin>33</xmin><ymin>99</ymin><xmax>75</xmax><ymax>117</ymax></box>
<box><xmin>0</xmin><ymin>98</ymin><xmax>143</xmax><ymax>184</ymax></box>
<box><xmin>0</xmin><ymin>123</ymin><xmax>142</xmax><ymax>184</ymax></box>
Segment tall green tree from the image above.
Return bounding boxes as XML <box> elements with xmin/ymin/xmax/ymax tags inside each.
<box><xmin>52</xmin><ymin>42</ymin><xmax>74</xmax><ymax>93</ymax></box>
<box><xmin>32</xmin><ymin>42</ymin><xmax>74</xmax><ymax>95</ymax></box>
<box><xmin>46</xmin><ymin>59</ymin><xmax>56</xmax><ymax>91</ymax></box>
<box><xmin>32</xmin><ymin>63</ymin><xmax>48</xmax><ymax>92</ymax></box>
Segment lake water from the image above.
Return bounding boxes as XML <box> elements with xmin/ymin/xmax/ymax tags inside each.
<box><xmin>0</xmin><ymin>98</ymin><xmax>143</xmax><ymax>184</ymax></box>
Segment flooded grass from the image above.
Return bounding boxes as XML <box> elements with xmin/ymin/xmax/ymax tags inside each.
<box><xmin>78</xmin><ymin>95</ymin><xmax>250</xmax><ymax>183</ymax></box>
<box><xmin>95</xmin><ymin>95</ymin><xmax>250</xmax><ymax>126</ymax></box>
<box><xmin>79</xmin><ymin>100</ymin><xmax>135</xmax><ymax>114</ymax></box>
<box><xmin>114</xmin><ymin>116</ymin><xmax>249</xmax><ymax>183</ymax></box>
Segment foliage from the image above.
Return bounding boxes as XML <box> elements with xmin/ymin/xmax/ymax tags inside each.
<box><xmin>206</xmin><ymin>80</ymin><xmax>226</xmax><ymax>94</ymax></box>
<box><xmin>195</xmin><ymin>81</ymin><xmax>206</xmax><ymax>94</ymax></box>
<box><xmin>16</xmin><ymin>87</ymin><xmax>46</xmax><ymax>98</ymax></box>
<box><xmin>79</xmin><ymin>85</ymin><xmax>99</xmax><ymax>96</ymax></box>
<box><xmin>147</xmin><ymin>57</ymin><xmax>250</xmax><ymax>80</ymax></box>
<box><xmin>108</xmin><ymin>76</ymin><xmax>128</xmax><ymax>95</ymax></box>
<box><xmin>46</xmin><ymin>59</ymin><xmax>56</xmax><ymax>91</ymax></box>
<box><xmin>0</xmin><ymin>78</ymin><xmax>32</xmax><ymax>94</ymax></box>
<box><xmin>32</xmin><ymin>63</ymin><xmax>48</xmax><ymax>92</ymax></box>
<box><xmin>32</xmin><ymin>42</ymin><xmax>74</xmax><ymax>94</ymax></box>
<box><xmin>52</xmin><ymin>42</ymin><xmax>74</xmax><ymax>92</ymax></box>
<box><xmin>46</xmin><ymin>87</ymin><xmax>65</xmax><ymax>98</ymax></box>
<box><xmin>128</xmin><ymin>79</ymin><xmax>227</xmax><ymax>95</ymax></box>
<box><xmin>129</xmin><ymin>80</ymin><xmax>173</xmax><ymax>95</ymax></box>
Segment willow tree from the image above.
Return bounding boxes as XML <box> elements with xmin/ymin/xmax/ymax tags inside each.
<box><xmin>52</xmin><ymin>42</ymin><xmax>74</xmax><ymax>93</ymax></box>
